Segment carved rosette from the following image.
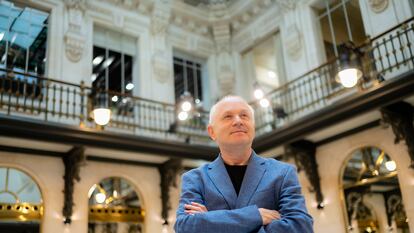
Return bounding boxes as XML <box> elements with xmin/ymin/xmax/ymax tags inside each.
<box><xmin>64</xmin><ymin>0</ymin><xmax>86</xmax><ymax>63</ymax></box>
<box><xmin>285</xmin><ymin>24</ymin><xmax>303</xmax><ymax>61</ymax></box>
<box><xmin>369</xmin><ymin>0</ymin><xmax>389</xmax><ymax>13</ymax></box>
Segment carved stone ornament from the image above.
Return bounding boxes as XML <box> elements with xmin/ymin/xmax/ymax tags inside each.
<box><xmin>62</xmin><ymin>146</ymin><xmax>85</xmax><ymax>224</ymax></box>
<box><xmin>380</xmin><ymin>102</ymin><xmax>414</xmax><ymax>168</ymax></box>
<box><xmin>152</xmin><ymin>51</ymin><xmax>171</xmax><ymax>83</ymax></box>
<box><xmin>158</xmin><ymin>159</ymin><xmax>182</xmax><ymax>225</ymax></box>
<box><xmin>151</xmin><ymin>0</ymin><xmax>171</xmax><ymax>36</ymax></box>
<box><xmin>369</xmin><ymin>0</ymin><xmax>389</xmax><ymax>13</ymax></box>
<box><xmin>64</xmin><ymin>30</ymin><xmax>85</xmax><ymax>63</ymax></box>
<box><xmin>285</xmin><ymin>24</ymin><xmax>303</xmax><ymax>61</ymax></box>
<box><xmin>276</xmin><ymin>0</ymin><xmax>296</xmax><ymax>11</ymax></box>
<box><xmin>64</xmin><ymin>0</ymin><xmax>86</xmax><ymax>62</ymax></box>
<box><xmin>285</xmin><ymin>140</ymin><xmax>324</xmax><ymax>205</ymax></box>
<box><xmin>218</xmin><ymin>65</ymin><xmax>235</xmax><ymax>96</ymax></box>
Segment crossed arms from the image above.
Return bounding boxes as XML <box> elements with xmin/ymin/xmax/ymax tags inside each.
<box><xmin>174</xmin><ymin>166</ymin><xmax>313</xmax><ymax>233</ymax></box>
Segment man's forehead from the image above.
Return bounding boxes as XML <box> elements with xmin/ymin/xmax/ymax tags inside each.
<box><xmin>216</xmin><ymin>99</ymin><xmax>251</xmax><ymax>112</ymax></box>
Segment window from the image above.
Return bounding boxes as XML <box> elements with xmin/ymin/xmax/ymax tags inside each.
<box><xmin>92</xmin><ymin>26</ymin><xmax>137</xmax><ymax>115</ymax></box>
<box><xmin>92</xmin><ymin>26</ymin><xmax>136</xmax><ymax>94</ymax></box>
<box><xmin>242</xmin><ymin>33</ymin><xmax>286</xmax><ymax>93</ymax></box>
<box><xmin>173</xmin><ymin>56</ymin><xmax>203</xmax><ymax>104</ymax></box>
<box><xmin>315</xmin><ymin>0</ymin><xmax>366</xmax><ymax>60</ymax></box>
<box><xmin>0</xmin><ymin>1</ymin><xmax>48</xmax><ymax>96</ymax></box>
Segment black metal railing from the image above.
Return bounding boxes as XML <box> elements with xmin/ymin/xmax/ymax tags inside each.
<box><xmin>252</xmin><ymin>17</ymin><xmax>414</xmax><ymax>135</ymax></box>
<box><xmin>0</xmin><ymin>17</ymin><xmax>413</xmax><ymax>144</ymax></box>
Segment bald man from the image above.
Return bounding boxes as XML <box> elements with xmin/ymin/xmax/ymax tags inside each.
<box><xmin>174</xmin><ymin>96</ymin><xmax>313</xmax><ymax>233</ymax></box>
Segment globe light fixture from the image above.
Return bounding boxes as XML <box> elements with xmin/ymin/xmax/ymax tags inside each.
<box><xmin>93</xmin><ymin>108</ymin><xmax>111</xmax><ymax>126</ymax></box>
<box><xmin>93</xmin><ymin>92</ymin><xmax>111</xmax><ymax>126</ymax></box>
<box><xmin>178</xmin><ymin>111</ymin><xmax>189</xmax><ymax>121</ymax></box>
<box><xmin>254</xmin><ymin>88</ymin><xmax>264</xmax><ymax>100</ymax></box>
<box><xmin>181</xmin><ymin>100</ymin><xmax>192</xmax><ymax>112</ymax></box>
<box><xmin>259</xmin><ymin>98</ymin><xmax>270</xmax><ymax>108</ymax></box>
<box><xmin>336</xmin><ymin>42</ymin><xmax>363</xmax><ymax>88</ymax></box>
<box><xmin>385</xmin><ymin>160</ymin><xmax>397</xmax><ymax>171</ymax></box>
<box><xmin>337</xmin><ymin>68</ymin><xmax>362</xmax><ymax>88</ymax></box>
<box><xmin>95</xmin><ymin>192</ymin><xmax>106</xmax><ymax>204</ymax></box>
<box><xmin>126</xmin><ymin>82</ymin><xmax>134</xmax><ymax>90</ymax></box>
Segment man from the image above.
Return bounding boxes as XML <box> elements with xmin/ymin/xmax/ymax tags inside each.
<box><xmin>174</xmin><ymin>96</ymin><xmax>313</xmax><ymax>233</ymax></box>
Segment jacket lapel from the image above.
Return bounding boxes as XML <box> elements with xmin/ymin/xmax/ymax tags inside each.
<box><xmin>235</xmin><ymin>152</ymin><xmax>267</xmax><ymax>208</ymax></box>
<box><xmin>207</xmin><ymin>155</ymin><xmax>237</xmax><ymax>209</ymax></box>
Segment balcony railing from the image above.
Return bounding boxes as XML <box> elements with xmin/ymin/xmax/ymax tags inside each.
<box><xmin>0</xmin><ymin>17</ymin><xmax>413</xmax><ymax>144</ymax></box>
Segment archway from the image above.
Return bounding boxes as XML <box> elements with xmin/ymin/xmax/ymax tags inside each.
<box><xmin>341</xmin><ymin>146</ymin><xmax>409</xmax><ymax>233</ymax></box>
<box><xmin>88</xmin><ymin>176</ymin><xmax>144</xmax><ymax>233</ymax></box>
<box><xmin>0</xmin><ymin>167</ymin><xmax>43</xmax><ymax>233</ymax></box>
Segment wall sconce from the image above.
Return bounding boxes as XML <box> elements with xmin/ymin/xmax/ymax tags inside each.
<box><xmin>92</xmin><ymin>92</ymin><xmax>111</xmax><ymax>126</ymax></box>
<box><xmin>336</xmin><ymin>42</ymin><xmax>363</xmax><ymax>88</ymax></box>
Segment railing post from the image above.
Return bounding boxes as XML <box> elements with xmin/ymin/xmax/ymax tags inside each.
<box><xmin>79</xmin><ymin>81</ymin><xmax>85</xmax><ymax>127</ymax></box>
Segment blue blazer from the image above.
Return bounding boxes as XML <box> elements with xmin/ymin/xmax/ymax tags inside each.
<box><xmin>174</xmin><ymin>152</ymin><xmax>313</xmax><ymax>233</ymax></box>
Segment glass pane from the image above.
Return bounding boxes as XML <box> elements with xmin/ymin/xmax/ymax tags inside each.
<box><xmin>0</xmin><ymin>167</ymin><xmax>42</xmax><ymax>204</ymax></box>
<box><xmin>124</xmin><ymin>54</ymin><xmax>133</xmax><ymax>95</ymax></box>
<box><xmin>347</xmin><ymin>0</ymin><xmax>366</xmax><ymax>45</ymax></box>
<box><xmin>108</xmin><ymin>50</ymin><xmax>122</xmax><ymax>93</ymax></box>
<box><xmin>174</xmin><ymin>62</ymin><xmax>184</xmax><ymax>100</ymax></box>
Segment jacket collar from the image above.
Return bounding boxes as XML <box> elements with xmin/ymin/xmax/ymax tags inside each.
<box><xmin>207</xmin><ymin>151</ymin><xmax>267</xmax><ymax>209</ymax></box>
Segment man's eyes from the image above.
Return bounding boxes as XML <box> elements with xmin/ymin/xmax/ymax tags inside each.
<box><xmin>223</xmin><ymin>114</ymin><xmax>249</xmax><ymax>119</ymax></box>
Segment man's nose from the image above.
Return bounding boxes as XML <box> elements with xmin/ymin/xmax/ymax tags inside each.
<box><xmin>232</xmin><ymin>116</ymin><xmax>243</xmax><ymax>125</ymax></box>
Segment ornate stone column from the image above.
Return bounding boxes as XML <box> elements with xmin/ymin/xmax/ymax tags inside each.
<box><xmin>202</xmin><ymin>1</ymin><xmax>233</xmax><ymax>96</ymax></box>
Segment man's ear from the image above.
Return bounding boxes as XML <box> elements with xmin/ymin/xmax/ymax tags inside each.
<box><xmin>207</xmin><ymin>124</ymin><xmax>216</xmax><ymax>141</ymax></box>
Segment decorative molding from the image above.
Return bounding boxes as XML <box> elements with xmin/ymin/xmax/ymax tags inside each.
<box><xmin>285</xmin><ymin>23</ymin><xmax>303</xmax><ymax>61</ymax></box>
<box><xmin>275</xmin><ymin>0</ymin><xmax>296</xmax><ymax>11</ymax></box>
<box><xmin>213</xmin><ymin>23</ymin><xmax>231</xmax><ymax>52</ymax></box>
<box><xmin>171</xmin><ymin>14</ymin><xmax>210</xmax><ymax>36</ymax></box>
<box><xmin>158</xmin><ymin>159</ymin><xmax>183</xmax><ymax>224</ymax></box>
<box><xmin>380</xmin><ymin>101</ymin><xmax>414</xmax><ymax>169</ymax></box>
<box><xmin>62</xmin><ymin>146</ymin><xmax>85</xmax><ymax>224</ymax></box>
<box><xmin>368</xmin><ymin>0</ymin><xmax>389</xmax><ymax>13</ymax></box>
<box><xmin>102</xmin><ymin>0</ymin><xmax>140</xmax><ymax>10</ymax></box>
<box><xmin>151</xmin><ymin>0</ymin><xmax>171</xmax><ymax>36</ymax></box>
<box><xmin>285</xmin><ymin>140</ymin><xmax>324</xmax><ymax>206</ymax></box>
<box><xmin>64</xmin><ymin>0</ymin><xmax>86</xmax><ymax>63</ymax></box>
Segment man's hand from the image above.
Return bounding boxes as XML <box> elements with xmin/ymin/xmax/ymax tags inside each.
<box><xmin>258</xmin><ymin>208</ymin><xmax>281</xmax><ymax>225</ymax></box>
<box><xmin>185</xmin><ymin>202</ymin><xmax>208</xmax><ymax>215</ymax></box>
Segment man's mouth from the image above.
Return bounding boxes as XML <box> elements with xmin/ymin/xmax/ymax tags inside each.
<box><xmin>231</xmin><ymin>130</ymin><xmax>247</xmax><ymax>134</ymax></box>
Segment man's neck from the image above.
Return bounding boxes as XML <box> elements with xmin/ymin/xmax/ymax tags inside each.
<box><xmin>220</xmin><ymin>147</ymin><xmax>252</xmax><ymax>165</ymax></box>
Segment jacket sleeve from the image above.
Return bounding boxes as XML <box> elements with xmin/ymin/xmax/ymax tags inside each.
<box><xmin>174</xmin><ymin>171</ymin><xmax>263</xmax><ymax>233</ymax></box>
<box><xmin>256</xmin><ymin>165</ymin><xmax>314</xmax><ymax>233</ymax></box>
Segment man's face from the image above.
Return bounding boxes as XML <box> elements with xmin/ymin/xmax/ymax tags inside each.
<box><xmin>208</xmin><ymin>98</ymin><xmax>255</xmax><ymax>148</ymax></box>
